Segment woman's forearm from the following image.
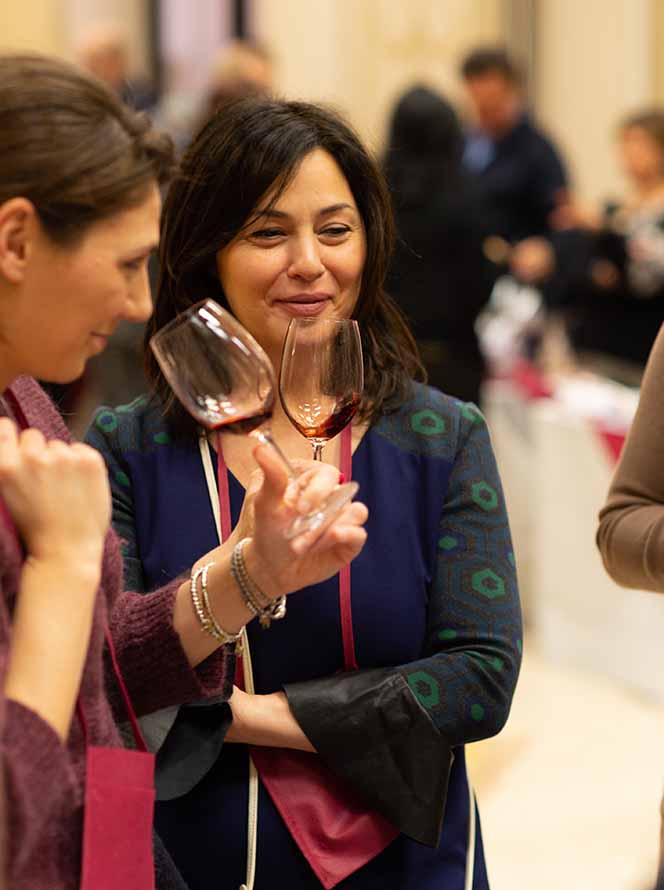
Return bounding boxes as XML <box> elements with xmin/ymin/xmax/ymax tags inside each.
<box><xmin>225</xmin><ymin>688</ymin><xmax>315</xmax><ymax>752</ymax></box>
<box><xmin>4</xmin><ymin>556</ymin><xmax>101</xmax><ymax>741</ymax></box>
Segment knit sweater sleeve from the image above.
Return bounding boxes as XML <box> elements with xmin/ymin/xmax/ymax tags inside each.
<box><xmin>597</xmin><ymin>322</ymin><xmax>664</xmax><ymax>590</ymax></box>
<box><xmin>85</xmin><ymin>402</ymin><xmax>233</xmax><ymax>719</ymax></box>
<box><xmin>284</xmin><ymin>400</ymin><xmax>522</xmax><ymax>846</ymax></box>
<box><xmin>2</xmin><ymin>696</ymin><xmax>77</xmax><ymax>876</ymax></box>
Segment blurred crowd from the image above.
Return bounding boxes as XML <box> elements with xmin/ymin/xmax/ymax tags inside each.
<box><xmin>55</xmin><ymin>28</ymin><xmax>664</xmax><ymax>425</ymax></box>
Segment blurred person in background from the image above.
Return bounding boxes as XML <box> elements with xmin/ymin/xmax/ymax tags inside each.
<box><xmin>199</xmin><ymin>39</ymin><xmax>273</xmax><ymax>121</ymax></box>
<box><xmin>0</xmin><ymin>52</ymin><xmax>367</xmax><ymax>889</ymax></box>
<box><xmin>542</xmin><ymin>110</ymin><xmax>664</xmax><ymax>379</ymax></box>
<box><xmin>158</xmin><ymin>39</ymin><xmax>274</xmax><ymax>157</ymax></box>
<box><xmin>91</xmin><ymin>94</ymin><xmax>522</xmax><ymax>890</ymax></box>
<box><xmin>45</xmin><ymin>23</ymin><xmax>161</xmax><ymax>424</ymax></box>
<box><xmin>460</xmin><ymin>46</ymin><xmax>569</xmax><ymax>286</ymax></box>
<box><xmin>597</xmin><ymin>320</ymin><xmax>664</xmax><ymax>888</ymax></box>
<box><xmin>76</xmin><ymin>22</ymin><xmax>157</xmax><ymax>112</ymax></box>
<box><xmin>384</xmin><ymin>85</ymin><xmax>495</xmax><ymax>403</ymax></box>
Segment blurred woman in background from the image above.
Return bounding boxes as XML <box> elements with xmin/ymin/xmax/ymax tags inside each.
<box><xmin>384</xmin><ymin>85</ymin><xmax>495</xmax><ymax>403</ymax></box>
<box><xmin>546</xmin><ymin>110</ymin><xmax>664</xmax><ymax>379</ymax></box>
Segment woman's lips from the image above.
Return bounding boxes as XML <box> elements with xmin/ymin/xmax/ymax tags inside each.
<box><xmin>273</xmin><ymin>297</ymin><xmax>331</xmax><ymax>317</ymax></box>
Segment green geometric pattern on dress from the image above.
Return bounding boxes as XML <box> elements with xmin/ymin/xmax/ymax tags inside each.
<box><xmin>407</xmin><ymin>670</ymin><xmax>441</xmax><ymax>708</ymax></box>
<box><xmin>398</xmin><ymin>390</ymin><xmax>522</xmax><ymax>746</ymax></box>
<box><xmin>374</xmin><ymin>383</ymin><xmax>461</xmax><ymax>462</ymax></box>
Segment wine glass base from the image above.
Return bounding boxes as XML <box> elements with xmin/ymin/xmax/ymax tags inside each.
<box><xmin>286</xmin><ymin>481</ymin><xmax>359</xmax><ymax>540</ymax></box>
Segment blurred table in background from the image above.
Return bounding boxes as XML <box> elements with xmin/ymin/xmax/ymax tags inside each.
<box><xmin>482</xmin><ymin>363</ymin><xmax>664</xmax><ymax>703</ymax></box>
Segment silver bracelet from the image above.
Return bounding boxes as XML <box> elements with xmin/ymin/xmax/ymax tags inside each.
<box><xmin>231</xmin><ymin>538</ymin><xmax>287</xmax><ymax>629</ymax></box>
<box><xmin>191</xmin><ymin>561</ymin><xmax>244</xmax><ymax>653</ymax></box>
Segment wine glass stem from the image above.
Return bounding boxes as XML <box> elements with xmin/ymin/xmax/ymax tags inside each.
<box><xmin>311</xmin><ymin>441</ymin><xmax>325</xmax><ymax>461</ymax></box>
<box><xmin>252</xmin><ymin>428</ymin><xmax>296</xmax><ymax>480</ymax></box>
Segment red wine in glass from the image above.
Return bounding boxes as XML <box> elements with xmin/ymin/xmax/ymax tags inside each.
<box><xmin>290</xmin><ymin>393</ymin><xmax>361</xmax><ymax>441</ymax></box>
<box><xmin>280</xmin><ymin>318</ymin><xmax>364</xmax><ymax>461</ymax></box>
<box><xmin>208</xmin><ymin>408</ymin><xmax>275</xmax><ymax>436</ymax></box>
<box><xmin>150</xmin><ymin>299</ymin><xmax>359</xmax><ymax>537</ymax></box>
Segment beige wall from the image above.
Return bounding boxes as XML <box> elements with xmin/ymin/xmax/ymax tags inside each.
<box><xmin>0</xmin><ymin>0</ymin><xmax>149</xmax><ymax>74</ymax></box>
<box><xmin>534</xmin><ymin>0</ymin><xmax>653</xmax><ymax>203</ymax></box>
<box><xmin>255</xmin><ymin>0</ymin><xmax>504</xmax><ymax>151</ymax></box>
<box><xmin>0</xmin><ymin>0</ymin><xmax>65</xmax><ymax>55</ymax></box>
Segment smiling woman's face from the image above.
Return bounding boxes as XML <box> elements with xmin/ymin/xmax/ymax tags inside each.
<box><xmin>215</xmin><ymin>148</ymin><xmax>367</xmax><ymax>366</ymax></box>
<box><xmin>0</xmin><ymin>183</ymin><xmax>160</xmax><ymax>387</ymax></box>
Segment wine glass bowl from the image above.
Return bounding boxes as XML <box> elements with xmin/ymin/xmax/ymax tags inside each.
<box><xmin>151</xmin><ymin>300</ymin><xmax>276</xmax><ymax>433</ymax></box>
<box><xmin>150</xmin><ymin>299</ymin><xmax>359</xmax><ymax>538</ymax></box>
<box><xmin>279</xmin><ymin>317</ymin><xmax>364</xmax><ymax>461</ymax></box>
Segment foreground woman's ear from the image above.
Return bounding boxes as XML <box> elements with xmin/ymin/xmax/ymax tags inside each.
<box><xmin>0</xmin><ymin>197</ymin><xmax>38</xmax><ymax>284</ymax></box>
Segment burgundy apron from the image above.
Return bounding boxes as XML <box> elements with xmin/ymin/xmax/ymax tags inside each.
<box><xmin>217</xmin><ymin>428</ymin><xmax>398</xmax><ymax>889</ymax></box>
<box><xmin>1</xmin><ymin>393</ymin><xmax>156</xmax><ymax>889</ymax></box>
<box><xmin>77</xmin><ymin>627</ymin><xmax>155</xmax><ymax>890</ymax></box>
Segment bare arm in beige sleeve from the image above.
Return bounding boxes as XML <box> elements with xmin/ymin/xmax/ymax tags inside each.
<box><xmin>597</xmin><ymin>323</ymin><xmax>664</xmax><ymax>590</ymax></box>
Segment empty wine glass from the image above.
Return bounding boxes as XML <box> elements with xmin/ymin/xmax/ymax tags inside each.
<box><xmin>150</xmin><ymin>299</ymin><xmax>359</xmax><ymax>537</ymax></box>
<box><xmin>279</xmin><ymin>317</ymin><xmax>363</xmax><ymax>461</ymax></box>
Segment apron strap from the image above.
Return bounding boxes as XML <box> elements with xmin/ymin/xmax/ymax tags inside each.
<box><xmin>214</xmin><ymin>427</ymin><xmax>357</xmax><ymax>670</ymax></box>
<box><xmin>338</xmin><ymin>427</ymin><xmax>357</xmax><ymax>671</ymax></box>
<box><xmin>103</xmin><ymin>624</ymin><xmax>149</xmax><ymax>752</ymax></box>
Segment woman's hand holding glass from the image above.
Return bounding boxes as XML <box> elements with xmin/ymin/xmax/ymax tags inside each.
<box><xmin>239</xmin><ymin>443</ymin><xmax>368</xmax><ymax>600</ymax></box>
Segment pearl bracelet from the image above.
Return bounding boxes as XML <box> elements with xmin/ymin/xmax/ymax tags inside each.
<box><xmin>231</xmin><ymin>538</ymin><xmax>287</xmax><ymax>629</ymax></box>
<box><xmin>191</xmin><ymin>561</ymin><xmax>244</xmax><ymax>654</ymax></box>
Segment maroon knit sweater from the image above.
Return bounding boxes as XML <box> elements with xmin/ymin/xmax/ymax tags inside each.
<box><xmin>0</xmin><ymin>377</ymin><xmax>232</xmax><ymax>888</ymax></box>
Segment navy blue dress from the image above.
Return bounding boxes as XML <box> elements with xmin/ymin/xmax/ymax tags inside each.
<box><xmin>87</xmin><ymin>384</ymin><xmax>522</xmax><ymax>890</ymax></box>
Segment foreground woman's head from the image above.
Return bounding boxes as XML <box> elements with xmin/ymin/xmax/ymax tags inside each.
<box><xmin>149</xmin><ymin>96</ymin><xmax>422</xmax><ymax>431</ymax></box>
<box><xmin>0</xmin><ymin>53</ymin><xmax>173</xmax><ymax>385</ymax></box>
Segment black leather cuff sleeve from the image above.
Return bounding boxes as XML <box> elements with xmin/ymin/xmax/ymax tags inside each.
<box><xmin>154</xmin><ymin>700</ymin><xmax>232</xmax><ymax>801</ymax></box>
<box><xmin>284</xmin><ymin>668</ymin><xmax>453</xmax><ymax>847</ymax></box>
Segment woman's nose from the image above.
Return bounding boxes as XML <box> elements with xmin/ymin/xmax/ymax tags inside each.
<box><xmin>287</xmin><ymin>236</ymin><xmax>325</xmax><ymax>281</ymax></box>
<box><xmin>125</xmin><ymin>266</ymin><xmax>153</xmax><ymax>323</ymax></box>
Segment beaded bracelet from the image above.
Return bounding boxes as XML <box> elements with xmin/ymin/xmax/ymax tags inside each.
<box><xmin>231</xmin><ymin>537</ymin><xmax>287</xmax><ymax>629</ymax></box>
<box><xmin>191</xmin><ymin>561</ymin><xmax>244</xmax><ymax>654</ymax></box>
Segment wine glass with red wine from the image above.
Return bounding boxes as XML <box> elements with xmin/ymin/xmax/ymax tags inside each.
<box><xmin>279</xmin><ymin>317</ymin><xmax>363</xmax><ymax>462</ymax></box>
<box><xmin>150</xmin><ymin>299</ymin><xmax>359</xmax><ymax>538</ymax></box>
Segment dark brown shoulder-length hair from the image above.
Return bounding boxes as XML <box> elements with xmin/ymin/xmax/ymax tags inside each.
<box><xmin>146</xmin><ymin>95</ymin><xmax>424</xmax><ymax>436</ymax></box>
<box><xmin>0</xmin><ymin>53</ymin><xmax>174</xmax><ymax>245</ymax></box>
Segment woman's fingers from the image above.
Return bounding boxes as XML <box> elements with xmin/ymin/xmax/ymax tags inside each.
<box><xmin>290</xmin><ymin>500</ymin><xmax>368</xmax><ymax>556</ymax></box>
<box><xmin>252</xmin><ymin>443</ymin><xmax>289</xmax><ymax>509</ymax></box>
<box><xmin>0</xmin><ymin>418</ymin><xmax>19</xmax><ymax>475</ymax></box>
<box><xmin>292</xmin><ymin>462</ymin><xmax>339</xmax><ymax>514</ymax></box>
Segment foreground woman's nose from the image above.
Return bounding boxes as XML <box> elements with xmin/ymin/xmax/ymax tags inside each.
<box><xmin>287</xmin><ymin>237</ymin><xmax>325</xmax><ymax>281</ymax></box>
<box><xmin>126</xmin><ymin>267</ymin><xmax>153</xmax><ymax>322</ymax></box>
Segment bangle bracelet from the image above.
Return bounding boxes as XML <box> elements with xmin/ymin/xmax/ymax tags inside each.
<box><xmin>231</xmin><ymin>538</ymin><xmax>287</xmax><ymax>629</ymax></box>
<box><xmin>191</xmin><ymin>561</ymin><xmax>244</xmax><ymax>654</ymax></box>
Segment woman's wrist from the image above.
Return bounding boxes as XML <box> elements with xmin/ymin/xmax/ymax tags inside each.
<box><xmin>241</xmin><ymin>538</ymin><xmax>282</xmax><ymax>601</ymax></box>
<box><xmin>25</xmin><ymin>546</ymin><xmax>104</xmax><ymax>583</ymax></box>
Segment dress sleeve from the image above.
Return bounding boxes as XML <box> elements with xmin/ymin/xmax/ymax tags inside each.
<box><xmin>284</xmin><ymin>405</ymin><xmax>522</xmax><ymax>846</ymax></box>
<box><xmin>597</xmin><ymin>323</ymin><xmax>664</xmax><ymax>590</ymax></box>
<box><xmin>85</xmin><ymin>409</ymin><xmax>234</xmax><ymax>721</ymax></box>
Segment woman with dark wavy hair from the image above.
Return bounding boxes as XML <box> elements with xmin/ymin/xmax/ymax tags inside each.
<box><xmin>89</xmin><ymin>95</ymin><xmax>522</xmax><ymax>890</ymax></box>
